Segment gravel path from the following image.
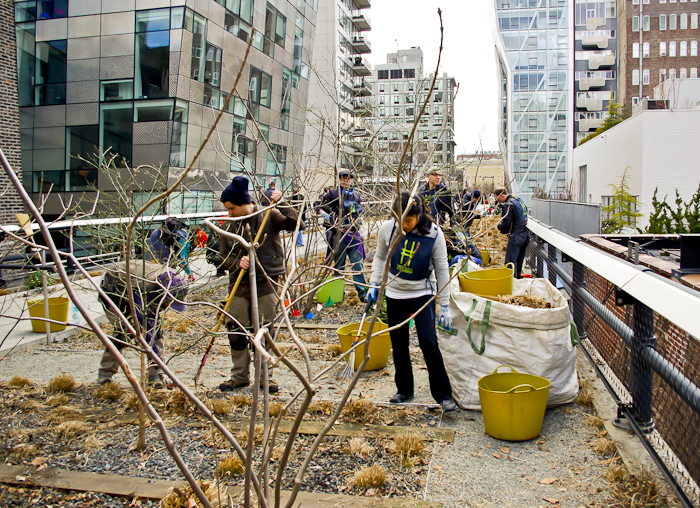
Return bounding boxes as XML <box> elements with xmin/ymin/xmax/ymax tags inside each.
<box><xmin>0</xmin><ymin>288</ymin><xmax>650</xmax><ymax>507</ymax></box>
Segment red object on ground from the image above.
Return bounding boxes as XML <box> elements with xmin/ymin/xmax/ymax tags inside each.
<box><xmin>293</xmin><ymin>309</ymin><xmax>299</xmax><ymax>317</ymax></box>
<box><xmin>521</xmin><ymin>273</ymin><xmax>533</xmax><ymax>278</ymax></box>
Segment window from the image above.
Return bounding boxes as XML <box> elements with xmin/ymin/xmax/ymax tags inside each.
<box><xmin>100</xmin><ymin>102</ymin><xmax>133</xmax><ymax>165</ymax></box>
<box><xmin>390</xmin><ymin>69</ymin><xmax>402</xmax><ymax>79</ymax></box>
<box><xmin>670</xmin><ymin>14</ymin><xmax>677</xmax><ymax>29</ymax></box>
<box><xmin>660</xmin><ymin>68</ymin><xmax>667</xmax><ymax>81</ymax></box>
<box><xmin>643</xmin><ymin>42</ymin><xmax>650</xmax><ymax>57</ymax></box>
<box><xmin>681</xmin><ymin>40</ymin><xmax>688</xmax><ymax>56</ymax></box>
<box><xmin>35</xmin><ymin>40</ymin><xmax>67</xmax><ymax>106</ymax></box>
<box><xmin>643</xmin><ymin>69</ymin><xmax>650</xmax><ymax>84</ymax></box>
<box><xmin>404</xmin><ymin>68</ymin><xmax>415</xmax><ymax>78</ymax></box>
<box><xmin>660</xmin><ymin>0</ymin><xmax>667</xmax><ymax>3</ymax></box>
<box><xmin>632</xmin><ymin>69</ymin><xmax>640</xmax><ymax>85</ymax></box>
<box><xmin>692</xmin><ymin>40</ymin><xmax>698</xmax><ymax>56</ymax></box>
<box><xmin>189</xmin><ymin>11</ymin><xmax>207</xmax><ymax>81</ymax></box>
<box><xmin>691</xmin><ymin>68</ymin><xmax>698</xmax><ymax>78</ymax></box>
<box><xmin>66</xmin><ymin>125</ymin><xmax>99</xmax><ymax>190</ymax></box>
<box><xmin>680</xmin><ymin>67</ymin><xmax>688</xmax><ymax>78</ymax></box>
<box><xmin>660</xmin><ymin>41</ymin><xmax>667</xmax><ymax>55</ymax></box>
<box><xmin>378</xmin><ymin>70</ymin><xmax>388</xmax><ymax>79</ymax></box>
<box><xmin>681</xmin><ymin>13</ymin><xmax>688</xmax><ymax>29</ymax></box>
<box><xmin>643</xmin><ymin>15</ymin><xmax>650</xmax><ymax>30</ymax></box>
<box><xmin>633</xmin><ymin>42</ymin><xmax>640</xmax><ymax>58</ymax></box>
<box><xmin>265</xmin><ymin>4</ymin><xmax>286</xmax><ymax>48</ymax></box>
<box><xmin>660</xmin><ymin>14</ymin><xmax>667</xmax><ymax>30</ymax></box>
<box><xmin>249</xmin><ymin>67</ymin><xmax>272</xmax><ymax>107</ymax></box>
<box><xmin>693</xmin><ymin>13</ymin><xmax>699</xmax><ymax>29</ymax></box>
<box><xmin>670</xmin><ymin>40</ymin><xmax>677</xmax><ymax>56</ymax></box>
<box><xmin>633</xmin><ymin>0</ymin><xmax>639</xmax><ymax>5</ymax></box>
<box><xmin>670</xmin><ymin>67</ymin><xmax>677</xmax><ymax>78</ymax></box>
<box><xmin>203</xmin><ymin>44</ymin><xmax>222</xmax><ymax>87</ymax></box>
<box><xmin>392</xmin><ymin>82</ymin><xmax>401</xmax><ymax>92</ymax></box>
<box><xmin>632</xmin><ymin>16</ymin><xmax>639</xmax><ymax>31</ymax></box>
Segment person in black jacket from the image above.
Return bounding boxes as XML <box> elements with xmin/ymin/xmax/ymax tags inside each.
<box><xmin>218</xmin><ymin>176</ymin><xmax>299</xmax><ymax>392</ymax></box>
<box><xmin>317</xmin><ymin>170</ymin><xmax>367</xmax><ymax>301</ymax></box>
<box><xmin>495</xmin><ymin>187</ymin><xmax>529</xmax><ymax>278</ymax></box>
<box><xmin>419</xmin><ymin>169</ymin><xmax>453</xmax><ymax>225</ymax></box>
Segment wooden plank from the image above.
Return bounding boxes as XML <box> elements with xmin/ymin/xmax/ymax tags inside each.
<box><xmin>0</xmin><ymin>465</ymin><xmax>441</xmax><ymax>507</ymax></box>
<box><xmin>293</xmin><ymin>323</ymin><xmax>342</xmax><ymax>330</ymax></box>
<box><xmin>0</xmin><ymin>464</ymin><xmax>183</xmax><ymax>499</ymax></box>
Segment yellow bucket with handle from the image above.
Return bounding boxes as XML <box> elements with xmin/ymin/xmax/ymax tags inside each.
<box><xmin>478</xmin><ymin>365</ymin><xmax>550</xmax><ymax>441</ymax></box>
<box><xmin>337</xmin><ymin>320</ymin><xmax>391</xmax><ymax>371</ymax></box>
<box><xmin>458</xmin><ymin>262</ymin><xmax>514</xmax><ymax>299</ymax></box>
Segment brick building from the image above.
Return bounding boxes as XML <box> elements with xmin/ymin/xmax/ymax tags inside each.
<box><xmin>0</xmin><ymin>0</ymin><xmax>25</xmax><ymax>224</ymax></box>
<box><xmin>619</xmin><ymin>0</ymin><xmax>700</xmax><ymax>108</ymax></box>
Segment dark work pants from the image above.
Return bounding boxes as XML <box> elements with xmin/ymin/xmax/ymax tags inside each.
<box><xmin>386</xmin><ymin>295</ymin><xmax>453</xmax><ymax>403</ymax></box>
<box><xmin>505</xmin><ymin>230</ymin><xmax>530</xmax><ymax>279</ymax></box>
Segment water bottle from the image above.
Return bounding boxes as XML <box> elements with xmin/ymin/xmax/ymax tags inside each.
<box><xmin>70</xmin><ymin>302</ymin><xmax>81</xmax><ymax>326</ymax></box>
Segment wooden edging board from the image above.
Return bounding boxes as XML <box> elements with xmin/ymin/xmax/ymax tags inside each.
<box><xmin>0</xmin><ymin>464</ymin><xmax>443</xmax><ymax>507</ymax></box>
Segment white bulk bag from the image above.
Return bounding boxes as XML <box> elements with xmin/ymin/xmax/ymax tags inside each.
<box><xmin>438</xmin><ymin>276</ymin><xmax>579</xmax><ymax>410</ymax></box>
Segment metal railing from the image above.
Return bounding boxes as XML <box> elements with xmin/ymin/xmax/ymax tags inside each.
<box><xmin>527</xmin><ymin>218</ymin><xmax>700</xmax><ymax>508</ymax></box>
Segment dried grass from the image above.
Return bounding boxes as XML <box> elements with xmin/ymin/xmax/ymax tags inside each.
<box><xmin>325</xmin><ymin>344</ymin><xmax>343</xmax><ymax>357</ymax></box>
<box><xmin>10</xmin><ymin>443</ymin><xmax>37</xmax><ymax>460</ymax></box>
<box><xmin>342</xmin><ymin>397</ymin><xmax>378</xmax><ymax>424</ymax></box>
<box><xmin>95</xmin><ymin>382</ymin><xmax>123</xmax><ymax>400</ymax></box>
<box><xmin>46</xmin><ymin>394</ymin><xmax>68</xmax><ymax>407</ymax></box>
<box><xmin>125</xmin><ymin>393</ymin><xmax>140</xmax><ymax>410</ymax></box>
<box><xmin>167</xmin><ymin>389</ymin><xmax>195</xmax><ymax>414</ymax></box>
<box><xmin>48</xmin><ymin>406</ymin><xmax>82</xmax><ymax>424</ymax></box>
<box><xmin>308</xmin><ymin>400</ymin><xmax>334</xmax><ymax>415</ymax></box>
<box><xmin>497</xmin><ymin>294</ymin><xmax>553</xmax><ymax>309</ymax></box>
<box><xmin>591</xmin><ymin>436</ymin><xmax>616</xmax><ymax>455</ymax></box>
<box><xmin>605</xmin><ymin>465</ymin><xmax>669</xmax><ymax>508</ymax></box>
<box><xmin>80</xmin><ymin>435</ymin><xmax>104</xmax><ymax>453</ymax></box>
<box><xmin>388</xmin><ymin>433</ymin><xmax>426</xmax><ymax>467</ymax></box>
<box><xmin>55</xmin><ymin>421</ymin><xmax>91</xmax><ymax>439</ymax></box>
<box><xmin>585</xmin><ymin>414</ymin><xmax>605</xmax><ymax>429</ymax></box>
<box><xmin>577</xmin><ymin>387</ymin><xmax>593</xmax><ymax>407</ymax></box>
<box><xmin>236</xmin><ymin>424</ymin><xmax>265</xmax><ymax>447</ymax></box>
<box><xmin>209</xmin><ymin>398</ymin><xmax>230</xmax><ymax>416</ymax></box>
<box><xmin>230</xmin><ymin>393</ymin><xmax>252</xmax><ymax>408</ymax></box>
<box><xmin>48</xmin><ymin>374</ymin><xmax>76</xmax><ymax>393</ymax></box>
<box><xmin>268</xmin><ymin>402</ymin><xmax>283</xmax><ymax>417</ymax></box>
<box><xmin>345</xmin><ymin>437</ymin><xmax>373</xmax><ymax>457</ymax></box>
<box><xmin>20</xmin><ymin>399</ymin><xmax>42</xmax><ymax>411</ymax></box>
<box><xmin>9</xmin><ymin>376</ymin><xmax>32</xmax><ymax>388</ymax></box>
<box><xmin>161</xmin><ymin>480</ymin><xmax>223</xmax><ymax>508</ymax></box>
<box><xmin>348</xmin><ymin>464</ymin><xmax>387</xmax><ymax>490</ymax></box>
<box><xmin>217</xmin><ymin>455</ymin><xmax>245</xmax><ymax>477</ymax></box>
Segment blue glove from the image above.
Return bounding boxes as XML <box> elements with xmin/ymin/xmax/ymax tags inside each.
<box><xmin>366</xmin><ymin>288</ymin><xmax>378</xmax><ymax>304</ymax></box>
<box><xmin>438</xmin><ymin>304</ymin><xmax>452</xmax><ymax>330</ymax></box>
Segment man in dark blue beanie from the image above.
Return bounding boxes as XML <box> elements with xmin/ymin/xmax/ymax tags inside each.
<box><xmin>218</xmin><ymin>176</ymin><xmax>299</xmax><ymax>392</ymax></box>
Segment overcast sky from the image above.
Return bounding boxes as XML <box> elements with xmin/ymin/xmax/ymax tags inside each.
<box><xmin>367</xmin><ymin>0</ymin><xmax>500</xmax><ymax>155</ymax></box>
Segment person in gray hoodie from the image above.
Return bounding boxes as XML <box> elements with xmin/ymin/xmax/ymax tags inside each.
<box><xmin>367</xmin><ymin>192</ymin><xmax>457</xmax><ymax>412</ymax></box>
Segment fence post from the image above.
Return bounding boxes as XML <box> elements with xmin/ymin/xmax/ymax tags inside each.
<box><xmin>571</xmin><ymin>261</ymin><xmax>587</xmax><ymax>341</ymax></box>
<box><xmin>547</xmin><ymin>244</ymin><xmax>557</xmax><ymax>287</ymax></box>
<box><xmin>630</xmin><ymin>301</ymin><xmax>656</xmax><ymax>430</ymax></box>
<box><xmin>535</xmin><ymin>238</ymin><xmax>544</xmax><ymax>278</ymax></box>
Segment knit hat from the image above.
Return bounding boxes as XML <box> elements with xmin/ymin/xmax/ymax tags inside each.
<box><xmin>338</xmin><ymin>170</ymin><xmax>354</xmax><ymax>178</ymax></box>
<box><xmin>472</xmin><ymin>189</ymin><xmax>481</xmax><ymax>199</ymax></box>
<box><xmin>220</xmin><ymin>176</ymin><xmax>252</xmax><ymax>205</ymax></box>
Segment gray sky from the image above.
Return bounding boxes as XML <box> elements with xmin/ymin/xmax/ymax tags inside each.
<box><xmin>367</xmin><ymin>0</ymin><xmax>500</xmax><ymax>155</ymax></box>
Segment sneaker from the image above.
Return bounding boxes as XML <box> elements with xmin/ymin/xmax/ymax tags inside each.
<box><xmin>440</xmin><ymin>398</ymin><xmax>457</xmax><ymax>412</ymax></box>
<box><xmin>98</xmin><ymin>377</ymin><xmax>113</xmax><ymax>386</ymax></box>
<box><xmin>268</xmin><ymin>383</ymin><xmax>279</xmax><ymax>394</ymax></box>
<box><xmin>219</xmin><ymin>379</ymin><xmax>250</xmax><ymax>392</ymax></box>
<box><xmin>389</xmin><ymin>393</ymin><xmax>414</xmax><ymax>404</ymax></box>
<box><xmin>147</xmin><ymin>375</ymin><xmax>164</xmax><ymax>390</ymax></box>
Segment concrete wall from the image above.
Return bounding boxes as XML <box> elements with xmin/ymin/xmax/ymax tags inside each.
<box><xmin>531</xmin><ymin>199</ymin><xmax>601</xmax><ymax>237</ymax></box>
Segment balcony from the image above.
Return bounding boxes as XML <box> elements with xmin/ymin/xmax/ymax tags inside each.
<box><xmin>576</xmin><ymin>97</ymin><xmax>603</xmax><ymax>111</ymax></box>
<box><xmin>586</xmin><ymin>16</ymin><xmax>604</xmax><ymax>30</ymax></box>
<box><xmin>353</xmin><ymin>57</ymin><xmax>371</xmax><ymax>76</ymax></box>
<box><xmin>579</xmin><ymin>76</ymin><xmax>606</xmax><ymax>90</ymax></box>
<box><xmin>589</xmin><ymin>53</ymin><xmax>615</xmax><ymax>70</ymax></box>
<box><xmin>352</xmin><ymin>99</ymin><xmax>371</xmax><ymax>117</ymax></box>
<box><xmin>351</xmin><ymin>36</ymin><xmax>371</xmax><ymax>54</ymax></box>
<box><xmin>581</xmin><ymin>35</ymin><xmax>608</xmax><ymax>49</ymax></box>
<box><xmin>578</xmin><ymin>117</ymin><xmax>604</xmax><ymax>131</ymax></box>
<box><xmin>352</xmin><ymin>127</ymin><xmax>371</xmax><ymax>137</ymax></box>
<box><xmin>352</xmin><ymin>13</ymin><xmax>371</xmax><ymax>31</ymax></box>
<box><xmin>353</xmin><ymin>0</ymin><xmax>370</xmax><ymax>9</ymax></box>
<box><xmin>352</xmin><ymin>79</ymin><xmax>372</xmax><ymax>97</ymax></box>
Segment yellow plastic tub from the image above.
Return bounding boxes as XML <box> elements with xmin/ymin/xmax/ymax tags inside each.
<box><xmin>337</xmin><ymin>320</ymin><xmax>391</xmax><ymax>371</ymax></box>
<box><xmin>27</xmin><ymin>296</ymin><xmax>69</xmax><ymax>333</ymax></box>
<box><xmin>458</xmin><ymin>262</ymin><xmax>514</xmax><ymax>299</ymax></box>
<box><xmin>479</xmin><ymin>248</ymin><xmax>491</xmax><ymax>265</ymax></box>
<box><xmin>316</xmin><ymin>278</ymin><xmax>344</xmax><ymax>305</ymax></box>
<box><xmin>478</xmin><ymin>365</ymin><xmax>551</xmax><ymax>441</ymax></box>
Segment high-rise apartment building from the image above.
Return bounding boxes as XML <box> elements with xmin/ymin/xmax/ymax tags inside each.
<box><xmin>619</xmin><ymin>0</ymin><xmax>700</xmax><ymax>108</ymax></box>
<box><xmin>573</xmin><ymin>0</ymin><xmax>618</xmax><ymax>145</ymax></box>
<box><xmin>493</xmin><ymin>0</ymin><xmax>573</xmax><ymax>204</ymax></box>
<box><xmin>370</xmin><ymin>48</ymin><xmax>456</xmax><ymax>180</ymax></box>
<box><xmin>14</xmin><ymin>0</ymin><xmax>317</xmax><ymax>217</ymax></box>
<box><xmin>303</xmin><ymin>0</ymin><xmax>372</xmax><ymax>184</ymax></box>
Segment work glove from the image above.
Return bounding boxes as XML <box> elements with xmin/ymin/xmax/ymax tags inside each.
<box><xmin>366</xmin><ymin>288</ymin><xmax>378</xmax><ymax>304</ymax></box>
<box><xmin>438</xmin><ymin>304</ymin><xmax>452</xmax><ymax>330</ymax></box>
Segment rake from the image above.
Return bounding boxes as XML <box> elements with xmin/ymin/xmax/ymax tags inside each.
<box><xmin>340</xmin><ymin>298</ymin><xmax>373</xmax><ymax>379</ymax></box>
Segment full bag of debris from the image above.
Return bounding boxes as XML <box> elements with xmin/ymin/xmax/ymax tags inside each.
<box><xmin>438</xmin><ymin>275</ymin><xmax>579</xmax><ymax>410</ymax></box>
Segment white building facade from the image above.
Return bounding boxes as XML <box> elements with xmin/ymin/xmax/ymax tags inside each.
<box><xmin>573</xmin><ymin>108</ymin><xmax>700</xmax><ymax>231</ymax></box>
<box><xmin>493</xmin><ymin>0</ymin><xmax>574</xmax><ymax>205</ymax></box>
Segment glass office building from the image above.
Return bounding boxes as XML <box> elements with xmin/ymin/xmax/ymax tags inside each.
<box><xmin>14</xmin><ymin>0</ymin><xmax>317</xmax><ymax>216</ymax></box>
<box><xmin>493</xmin><ymin>0</ymin><xmax>573</xmax><ymax>204</ymax></box>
